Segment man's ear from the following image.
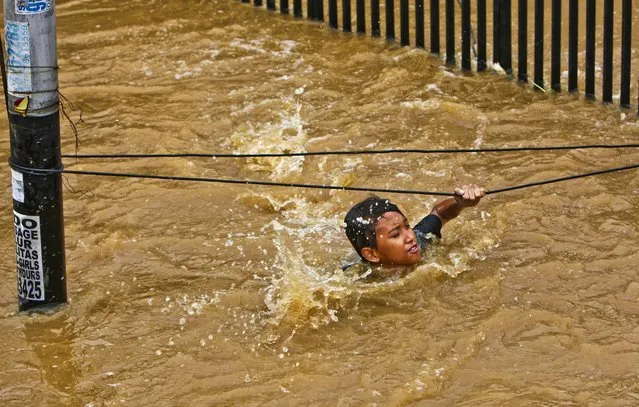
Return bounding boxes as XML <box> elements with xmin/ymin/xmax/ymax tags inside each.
<box><xmin>360</xmin><ymin>247</ymin><xmax>380</xmax><ymax>263</ymax></box>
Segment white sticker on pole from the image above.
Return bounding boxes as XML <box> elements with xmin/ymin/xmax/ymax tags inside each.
<box><xmin>14</xmin><ymin>211</ymin><xmax>44</xmax><ymax>301</ymax></box>
<box><xmin>5</xmin><ymin>21</ymin><xmax>32</xmax><ymax>94</ymax></box>
<box><xmin>16</xmin><ymin>0</ymin><xmax>53</xmax><ymax>15</ymax></box>
<box><xmin>11</xmin><ymin>169</ymin><xmax>25</xmax><ymax>203</ymax></box>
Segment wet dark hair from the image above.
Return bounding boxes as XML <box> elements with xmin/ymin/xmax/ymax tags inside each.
<box><xmin>344</xmin><ymin>196</ymin><xmax>405</xmax><ymax>259</ymax></box>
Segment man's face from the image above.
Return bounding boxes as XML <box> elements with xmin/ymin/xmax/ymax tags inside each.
<box><xmin>372</xmin><ymin>211</ymin><xmax>421</xmax><ymax>266</ymax></box>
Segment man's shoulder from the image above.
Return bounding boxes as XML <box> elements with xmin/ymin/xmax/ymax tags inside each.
<box><xmin>413</xmin><ymin>213</ymin><xmax>442</xmax><ymax>236</ymax></box>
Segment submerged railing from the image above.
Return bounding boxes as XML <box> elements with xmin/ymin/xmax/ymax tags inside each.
<box><xmin>241</xmin><ymin>0</ymin><xmax>638</xmax><ymax>111</ymax></box>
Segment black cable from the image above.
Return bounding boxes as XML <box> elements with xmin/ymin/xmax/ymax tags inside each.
<box><xmin>61</xmin><ymin>143</ymin><xmax>639</xmax><ymax>159</ymax></box>
<box><xmin>10</xmin><ymin>161</ymin><xmax>639</xmax><ymax>197</ymax></box>
<box><xmin>486</xmin><ymin>162</ymin><xmax>639</xmax><ymax>195</ymax></box>
<box><xmin>49</xmin><ymin>168</ymin><xmax>455</xmax><ymax>196</ymax></box>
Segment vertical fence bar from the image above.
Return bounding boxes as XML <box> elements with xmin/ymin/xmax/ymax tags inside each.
<box><xmin>308</xmin><ymin>0</ymin><xmax>315</xmax><ymax>18</ymax></box>
<box><xmin>386</xmin><ymin>0</ymin><xmax>395</xmax><ymax>40</ymax></box>
<box><xmin>357</xmin><ymin>0</ymin><xmax>366</xmax><ymax>32</ymax></box>
<box><xmin>430</xmin><ymin>0</ymin><xmax>440</xmax><ymax>54</ymax></box>
<box><xmin>585</xmin><ymin>0</ymin><xmax>595</xmax><ymax>98</ymax></box>
<box><xmin>568</xmin><ymin>0</ymin><xmax>577</xmax><ymax>91</ymax></box>
<box><xmin>267</xmin><ymin>0</ymin><xmax>276</xmax><ymax>10</ymax></box>
<box><xmin>500</xmin><ymin>0</ymin><xmax>512</xmax><ymax>74</ymax></box>
<box><xmin>551</xmin><ymin>0</ymin><xmax>561</xmax><ymax>91</ymax></box>
<box><xmin>603</xmin><ymin>0</ymin><xmax>613</xmax><ymax>103</ymax></box>
<box><xmin>281</xmin><ymin>0</ymin><xmax>290</xmax><ymax>13</ymax></box>
<box><xmin>493</xmin><ymin>0</ymin><xmax>501</xmax><ymax>65</ymax></box>
<box><xmin>5</xmin><ymin>0</ymin><xmax>67</xmax><ymax>311</ymax></box>
<box><xmin>518</xmin><ymin>0</ymin><xmax>528</xmax><ymax>82</ymax></box>
<box><xmin>371</xmin><ymin>0</ymin><xmax>381</xmax><ymax>36</ymax></box>
<box><xmin>620</xmin><ymin>0</ymin><xmax>631</xmax><ymax>107</ymax></box>
<box><xmin>534</xmin><ymin>0</ymin><xmax>544</xmax><ymax>89</ymax></box>
<box><xmin>294</xmin><ymin>0</ymin><xmax>302</xmax><ymax>16</ymax></box>
<box><xmin>343</xmin><ymin>0</ymin><xmax>352</xmax><ymax>32</ymax></box>
<box><xmin>478</xmin><ymin>0</ymin><xmax>487</xmax><ymax>71</ymax></box>
<box><xmin>416</xmin><ymin>0</ymin><xmax>425</xmax><ymax>48</ymax></box>
<box><xmin>400</xmin><ymin>0</ymin><xmax>409</xmax><ymax>45</ymax></box>
<box><xmin>329</xmin><ymin>0</ymin><xmax>338</xmax><ymax>27</ymax></box>
<box><xmin>446</xmin><ymin>0</ymin><xmax>455</xmax><ymax>65</ymax></box>
<box><xmin>317</xmin><ymin>0</ymin><xmax>324</xmax><ymax>21</ymax></box>
<box><xmin>461</xmin><ymin>0</ymin><xmax>471</xmax><ymax>70</ymax></box>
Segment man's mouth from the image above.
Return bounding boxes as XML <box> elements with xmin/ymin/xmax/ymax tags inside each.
<box><xmin>408</xmin><ymin>244</ymin><xmax>418</xmax><ymax>255</ymax></box>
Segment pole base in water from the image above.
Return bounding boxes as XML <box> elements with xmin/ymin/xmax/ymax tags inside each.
<box><xmin>10</xmin><ymin>112</ymin><xmax>67</xmax><ymax>312</ymax></box>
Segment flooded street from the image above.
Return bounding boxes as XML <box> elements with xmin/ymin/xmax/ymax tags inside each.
<box><xmin>1</xmin><ymin>0</ymin><xmax>639</xmax><ymax>405</ymax></box>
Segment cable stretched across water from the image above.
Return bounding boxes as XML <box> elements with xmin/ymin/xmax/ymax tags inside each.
<box><xmin>61</xmin><ymin>143</ymin><xmax>639</xmax><ymax>159</ymax></box>
<box><xmin>10</xmin><ymin>161</ymin><xmax>639</xmax><ymax>197</ymax></box>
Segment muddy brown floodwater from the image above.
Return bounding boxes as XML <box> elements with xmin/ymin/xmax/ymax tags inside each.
<box><xmin>1</xmin><ymin>0</ymin><xmax>639</xmax><ymax>405</ymax></box>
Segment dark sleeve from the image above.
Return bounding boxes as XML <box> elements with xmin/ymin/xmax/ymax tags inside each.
<box><xmin>413</xmin><ymin>214</ymin><xmax>442</xmax><ymax>248</ymax></box>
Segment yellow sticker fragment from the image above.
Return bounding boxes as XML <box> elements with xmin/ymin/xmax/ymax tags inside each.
<box><xmin>14</xmin><ymin>97</ymin><xmax>29</xmax><ymax>116</ymax></box>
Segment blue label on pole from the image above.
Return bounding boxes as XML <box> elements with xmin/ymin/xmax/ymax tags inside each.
<box><xmin>5</xmin><ymin>20</ymin><xmax>32</xmax><ymax>94</ymax></box>
<box><xmin>16</xmin><ymin>0</ymin><xmax>53</xmax><ymax>15</ymax></box>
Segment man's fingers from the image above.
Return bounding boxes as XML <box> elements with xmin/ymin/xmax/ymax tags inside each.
<box><xmin>473</xmin><ymin>185</ymin><xmax>482</xmax><ymax>200</ymax></box>
<box><xmin>456</xmin><ymin>184</ymin><xmax>486</xmax><ymax>201</ymax></box>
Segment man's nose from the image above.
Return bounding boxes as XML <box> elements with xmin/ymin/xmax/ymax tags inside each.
<box><xmin>403</xmin><ymin>230</ymin><xmax>415</xmax><ymax>243</ymax></box>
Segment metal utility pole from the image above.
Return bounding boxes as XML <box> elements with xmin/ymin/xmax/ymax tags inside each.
<box><xmin>4</xmin><ymin>0</ymin><xmax>66</xmax><ymax>311</ymax></box>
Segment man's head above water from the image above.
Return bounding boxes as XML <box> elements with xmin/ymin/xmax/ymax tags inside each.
<box><xmin>344</xmin><ymin>196</ymin><xmax>421</xmax><ymax>266</ymax></box>
<box><xmin>344</xmin><ymin>184</ymin><xmax>486</xmax><ymax>267</ymax></box>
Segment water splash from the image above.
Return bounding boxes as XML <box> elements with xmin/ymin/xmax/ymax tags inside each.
<box><xmin>258</xmin><ymin>210</ymin><xmax>504</xmax><ymax>333</ymax></box>
<box><xmin>227</xmin><ymin>90</ymin><xmax>307</xmax><ymax>180</ymax></box>
<box><xmin>262</xmin><ymin>229</ymin><xmax>365</xmax><ymax>329</ymax></box>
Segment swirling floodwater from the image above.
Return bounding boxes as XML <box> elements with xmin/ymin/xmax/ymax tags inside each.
<box><xmin>1</xmin><ymin>0</ymin><xmax>639</xmax><ymax>405</ymax></box>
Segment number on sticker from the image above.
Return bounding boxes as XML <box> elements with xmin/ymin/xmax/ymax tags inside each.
<box><xmin>17</xmin><ymin>277</ymin><xmax>43</xmax><ymax>300</ymax></box>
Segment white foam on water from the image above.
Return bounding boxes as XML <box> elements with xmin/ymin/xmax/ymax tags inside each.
<box><xmin>229</xmin><ymin>38</ymin><xmax>266</xmax><ymax>54</ymax></box>
<box><xmin>421</xmin><ymin>170</ymin><xmax>448</xmax><ymax>177</ymax></box>
<box><xmin>425</xmin><ymin>83</ymin><xmax>443</xmax><ymax>94</ymax></box>
<box><xmin>174</xmin><ymin>60</ymin><xmax>203</xmax><ymax>80</ymax></box>
<box><xmin>272</xmin><ymin>39</ymin><xmax>297</xmax><ymax>58</ymax></box>
<box><xmin>400</xmin><ymin>99</ymin><xmax>441</xmax><ymax>110</ymax></box>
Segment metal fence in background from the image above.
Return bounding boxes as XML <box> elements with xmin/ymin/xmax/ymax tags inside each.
<box><xmin>241</xmin><ymin>0</ymin><xmax>638</xmax><ymax>111</ymax></box>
